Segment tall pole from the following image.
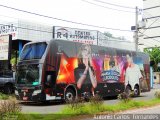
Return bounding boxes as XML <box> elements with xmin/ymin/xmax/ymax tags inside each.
<box><xmin>135</xmin><ymin>6</ymin><xmax>138</xmax><ymax>51</ymax></box>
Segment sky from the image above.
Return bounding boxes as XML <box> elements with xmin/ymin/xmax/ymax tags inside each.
<box><xmin>0</xmin><ymin>0</ymin><xmax>143</xmax><ymax>41</ymax></box>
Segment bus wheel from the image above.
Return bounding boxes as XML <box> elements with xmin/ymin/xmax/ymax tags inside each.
<box><xmin>134</xmin><ymin>86</ymin><xmax>140</xmax><ymax>97</ymax></box>
<box><xmin>125</xmin><ymin>86</ymin><xmax>131</xmax><ymax>96</ymax></box>
<box><xmin>65</xmin><ymin>88</ymin><xmax>75</xmax><ymax>102</ymax></box>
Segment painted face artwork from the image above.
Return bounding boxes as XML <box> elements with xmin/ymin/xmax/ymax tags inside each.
<box><xmin>56</xmin><ymin>43</ymin><xmax>150</xmax><ymax>93</ymax></box>
<box><xmin>81</xmin><ymin>45</ymin><xmax>91</xmax><ymax>59</ymax></box>
<box><xmin>126</xmin><ymin>54</ymin><xmax>133</xmax><ymax>67</ymax></box>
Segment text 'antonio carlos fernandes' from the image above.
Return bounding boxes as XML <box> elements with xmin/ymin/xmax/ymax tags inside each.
<box><xmin>94</xmin><ymin>114</ymin><xmax>159</xmax><ymax>120</ymax></box>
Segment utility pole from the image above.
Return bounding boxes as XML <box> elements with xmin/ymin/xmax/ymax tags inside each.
<box><xmin>135</xmin><ymin>6</ymin><xmax>138</xmax><ymax>51</ymax></box>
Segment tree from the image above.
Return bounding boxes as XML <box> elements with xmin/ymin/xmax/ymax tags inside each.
<box><xmin>104</xmin><ymin>32</ymin><xmax>113</xmax><ymax>38</ymax></box>
<box><xmin>104</xmin><ymin>32</ymin><xmax>126</xmax><ymax>40</ymax></box>
<box><xmin>10</xmin><ymin>50</ymin><xmax>19</xmax><ymax>71</ymax></box>
<box><xmin>144</xmin><ymin>47</ymin><xmax>160</xmax><ymax>71</ymax></box>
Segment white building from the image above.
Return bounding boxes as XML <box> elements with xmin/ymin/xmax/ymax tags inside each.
<box><xmin>139</xmin><ymin>0</ymin><xmax>160</xmax><ymax>50</ymax></box>
<box><xmin>98</xmin><ymin>32</ymin><xmax>135</xmax><ymax>51</ymax></box>
<box><xmin>0</xmin><ymin>20</ymin><xmax>53</xmax><ymax>69</ymax></box>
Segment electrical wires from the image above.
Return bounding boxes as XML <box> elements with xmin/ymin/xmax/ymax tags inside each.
<box><xmin>0</xmin><ymin>20</ymin><xmax>135</xmax><ymax>44</ymax></box>
<box><xmin>91</xmin><ymin>0</ymin><xmax>135</xmax><ymax>9</ymax></box>
<box><xmin>81</xmin><ymin>0</ymin><xmax>135</xmax><ymax>13</ymax></box>
<box><xmin>0</xmin><ymin>4</ymin><xmax>132</xmax><ymax>32</ymax></box>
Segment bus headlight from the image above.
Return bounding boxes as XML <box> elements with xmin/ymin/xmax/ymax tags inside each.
<box><xmin>32</xmin><ymin>90</ymin><xmax>41</xmax><ymax>96</ymax></box>
<box><xmin>15</xmin><ymin>90</ymin><xmax>19</xmax><ymax>95</ymax></box>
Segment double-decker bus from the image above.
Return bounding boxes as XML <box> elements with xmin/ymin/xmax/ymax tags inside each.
<box><xmin>15</xmin><ymin>39</ymin><xmax>150</xmax><ymax>102</ymax></box>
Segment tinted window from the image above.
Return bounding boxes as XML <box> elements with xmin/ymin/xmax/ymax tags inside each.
<box><xmin>0</xmin><ymin>71</ymin><xmax>13</xmax><ymax>78</ymax></box>
<box><xmin>20</xmin><ymin>42</ymin><xmax>47</xmax><ymax>60</ymax></box>
<box><xmin>16</xmin><ymin>64</ymin><xmax>39</xmax><ymax>84</ymax></box>
<box><xmin>55</xmin><ymin>40</ymin><xmax>77</xmax><ymax>57</ymax></box>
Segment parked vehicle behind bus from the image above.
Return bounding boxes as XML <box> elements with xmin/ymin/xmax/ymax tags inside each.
<box><xmin>0</xmin><ymin>70</ymin><xmax>15</xmax><ymax>94</ymax></box>
<box><xmin>15</xmin><ymin>39</ymin><xmax>150</xmax><ymax>102</ymax></box>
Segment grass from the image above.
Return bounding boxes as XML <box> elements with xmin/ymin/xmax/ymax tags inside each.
<box><xmin>1</xmin><ymin>92</ymin><xmax>160</xmax><ymax>120</ymax></box>
<box><xmin>61</xmin><ymin>98</ymin><xmax>160</xmax><ymax>115</ymax></box>
<box><xmin>0</xmin><ymin>98</ymin><xmax>22</xmax><ymax>120</ymax></box>
<box><xmin>12</xmin><ymin>98</ymin><xmax>160</xmax><ymax>120</ymax></box>
<box><xmin>0</xmin><ymin>92</ymin><xmax>9</xmax><ymax>100</ymax></box>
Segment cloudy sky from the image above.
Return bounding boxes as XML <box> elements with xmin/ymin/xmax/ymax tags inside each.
<box><xmin>0</xmin><ymin>0</ymin><xmax>143</xmax><ymax>40</ymax></box>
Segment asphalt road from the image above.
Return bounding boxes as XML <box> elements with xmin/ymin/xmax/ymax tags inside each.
<box><xmin>20</xmin><ymin>84</ymin><xmax>160</xmax><ymax>114</ymax></box>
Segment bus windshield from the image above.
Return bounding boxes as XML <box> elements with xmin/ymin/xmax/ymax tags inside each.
<box><xmin>20</xmin><ymin>42</ymin><xmax>47</xmax><ymax>60</ymax></box>
<box><xmin>16</xmin><ymin>64</ymin><xmax>40</xmax><ymax>85</ymax></box>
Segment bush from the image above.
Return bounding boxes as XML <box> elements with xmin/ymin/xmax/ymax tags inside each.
<box><xmin>89</xmin><ymin>95</ymin><xmax>103</xmax><ymax>106</ymax></box>
<box><xmin>154</xmin><ymin>90</ymin><xmax>160</xmax><ymax>99</ymax></box>
<box><xmin>67</xmin><ymin>97</ymin><xmax>85</xmax><ymax>110</ymax></box>
<box><xmin>88</xmin><ymin>95</ymin><xmax>105</xmax><ymax>113</ymax></box>
<box><xmin>0</xmin><ymin>99</ymin><xmax>21</xmax><ymax>119</ymax></box>
<box><xmin>62</xmin><ymin>95</ymin><xmax>105</xmax><ymax>115</ymax></box>
<box><xmin>118</xmin><ymin>92</ymin><xmax>132</xmax><ymax>103</ymax></box>
<box><xmin>0</xmin><ymin>92</ymin><xmax>9</xmax><ymax>100</ymax></box>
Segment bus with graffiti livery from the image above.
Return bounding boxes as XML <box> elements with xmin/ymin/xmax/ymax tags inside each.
<box><xmin>15</xmin><ymin>39</ymin><xmax>150</xmax><ymax>102</ymax></box>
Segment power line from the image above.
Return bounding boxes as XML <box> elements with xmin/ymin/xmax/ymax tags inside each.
<box><xmin>138</xmin><ymin>37</ymin><xmax>158</xmax><ymax>46</ymax></box>
<box><xmin>0</xmin><ymin>22</ymin><xmax>135</xmax><ymax>44</ymax></box>
<box><xmin>0</xmin><ymin>15</ymin><xmax>134</xmax><ymax>43</ymax></box>
<box><xmin>92</xmin><ymin>0</ymin><xmax>135</xmax><ymax>9</ymax></box>
<box><xmin>139</xmin><ymin>31</ymin><xmax>160</xmax><ymax>44</ymax></box>
<box><xmin>139</xmin><ymin>39</ymin><xmax>157</xmax><ymax>47</ymax></box>
<box><xmin>140</xmin><ymin>17</ymin><xmax>160</xmax><ymax>34</ymax></box>
<box><xmin>0</xmin><ymin>14</ymin><xmax>18</xmax><ymax>20</ymax></box>
<box><xmin>143</xmin><ymin>13</ymin><xmax>160</xmax><ymax>25</ymax></box>
<box><xmin>0</xmin><ymin>4</ymin><xmax>132</xmax><ymax>32</ymax></box>
<box><xmin>138</xmin><ymin>42</ymin><xmax>151</xmax><ymax>47</ymax></box>
<box><xmin>143</xmin><ymin>5</ymin><xmax>160</xmax><ymax>10</ymax></box>
<box><xmin>81</xmin><ymin>0</ymin><xmax>135</xmax><ymax>13</ymax></box>
<box><xmin>0</xmin><ymin>23</ymin><xmax>53</xmax><ymax>34</ymax></box>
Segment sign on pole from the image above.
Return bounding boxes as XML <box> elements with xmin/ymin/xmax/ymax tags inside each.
<box><xmin>53</xmin><ymin>26</ymin><xmax>98</xmax><ymax>45</ymax></box>
<box><xmin>0</xmin><ymin>35</ymin><xmax>12</xmax><ymax>60</ymax></box>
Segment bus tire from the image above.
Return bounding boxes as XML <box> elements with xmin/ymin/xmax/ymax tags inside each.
<box><xmin>134</xmin><ymin>85</ymin><xmax>140</xmax><ymax>97</ymax></box>
<box><xmin>65</xmin><ymin>88</ymin><xmax>76</xmax><ymax>102</ymax></box>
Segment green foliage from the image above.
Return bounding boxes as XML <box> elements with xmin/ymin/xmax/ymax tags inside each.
<box><xmin>144</xmin><ymin>47</ymin><xmax>160</xmax><ymax>71</ymax></box>
<box><xmin>89</xmin><ymin>95</ymin><xmax>103</xmax><ymax>106</ymax></box>
<box><xmin>0</xmin><ymin>92</ymin><xmax>9</xmax><ymax>100</ymax></box>
<box><xmin>66</xmin><ymin>98</ymin><xmax>85</xmax><ymax>112</ymax></box>
<box><xmin>104</xmin><ymin>32</ymin><xmax>126</xmax><ymax>40</ymax></box>
<box><xmin>10</xmin><ymin>57</ymin><xmax>17</xmax><ymax>65</ymax></box>
<box><xmin>10</xmin><ymin>50</ymin><xmax>19</xmax><ymax>66</ymax></box>
<box><xmin>62</xmin><ymin>96</ymin><xmax>105</xmax><ymax>115</ymax></box>
<box><xmin>104</xmin><ymin>32</ymin><xmax>113</xmax><ymax>38</ymax></box>
<box><xmin>14</xmin><ymin>98</ymin><xmax>160</xmax><ymax>120</ymax></box>
<box><xmin>117</xmin><ymin>92</ymin><xmax>132</xmax><ymax>103</ymax></box>
<box><xmin>0</xmin><ymin>99</ymin><xmax>21</xmax><ymax>118</ymax></box>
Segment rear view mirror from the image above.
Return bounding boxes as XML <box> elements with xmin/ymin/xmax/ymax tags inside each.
<box><xmin>45</xmin><ymin>71</ymin><xmax>56</xmax><ymax>87</ymax></box>
<box><xmin>47</xmin><ymin>75</ymin><xmax>52</xmax><ymax>84</ymax></box>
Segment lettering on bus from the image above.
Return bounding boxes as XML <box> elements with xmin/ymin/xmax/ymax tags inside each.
<box><xmin>101</xmin><ymin>70</ymin><xmax>120</xmax><ymax>82</ymax></box>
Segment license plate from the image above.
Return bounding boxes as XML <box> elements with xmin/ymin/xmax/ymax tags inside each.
<box><xmin>23</xmin><ymin>97</ymin><xmax>28</xmax><ymax>101</ymax></box>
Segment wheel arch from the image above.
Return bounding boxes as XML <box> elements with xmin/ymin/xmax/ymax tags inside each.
<box><xmin>126</xmin><ymin>84</ymin><xmax>132</xmax><ymax>90</ymax></box>
<box><xmin>4</xmin><ymin>82</ymin><xmax>14</xmax><ymax>87</ymax></box>
<box><xmin>64</xmin><ymin>84</ymin><xmax>78</xmax><ymax>99</ymax></box>
<box><xmin>3</xmin><ymin>82</ymin><xmax>14</xmax><ymax>94</ymax></box>
<box><xmin>134</xmin><ymin>83</ymin><xmax>140</xmax><ymax>96</ymax></box>
<box><xmin>134</xmin><ymin>83</ymin><xmax>139</xmax><ymax>89</ymax></box>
